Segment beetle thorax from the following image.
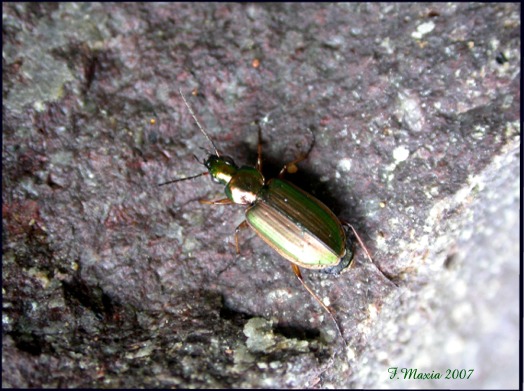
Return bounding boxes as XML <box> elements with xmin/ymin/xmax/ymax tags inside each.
<box><xmin>225</xmin><ymin>167</ymin><xmax>264</xmax><ymax>205</ymax></box>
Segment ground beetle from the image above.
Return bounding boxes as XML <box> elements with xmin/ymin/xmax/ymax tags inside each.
<box><xmin>160</xmin><ymin>89</ymin><xmax>382</xmax><ymax>345</ymax></box>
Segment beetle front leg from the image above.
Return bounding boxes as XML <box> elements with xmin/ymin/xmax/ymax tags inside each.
<box><xmin>290</xmin><ymin>264</ymin><xmax>347</xmax><ymax>347</ymax></box>
<box><xmin>234</xmin><ymin>220</ymin><xmax>249</xmax><ymax>254</ymax></box>
<box><xmin>199</xmin><ymin>198</ymin><xmax>233</xmax><ymax>205</ymax></box>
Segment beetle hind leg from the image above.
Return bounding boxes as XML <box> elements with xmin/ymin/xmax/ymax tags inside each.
<box><xmin>290</xmin><ymin>264</ymin><xmax>347</xmax><ymax>347</ymax></box>
<box><xmin>342</xmin><ymin>222</ymin><xmax>398</xmax><ymax>286</ymax></box>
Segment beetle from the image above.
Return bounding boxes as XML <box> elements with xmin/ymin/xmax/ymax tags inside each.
<box><xmin>160</xmin><ymin>89</ymin><xmax>382</xmax><ymax>344</ymax></box>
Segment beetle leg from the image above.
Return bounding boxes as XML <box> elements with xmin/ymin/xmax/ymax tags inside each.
<box><xmin>255</xmin><ymin>121</ymin><xmax>263</xmax><ymax>173</ymax></box>
<box><xmin>343</xmin><ymin>223</ymin><xmax>373</xmax><ymax>265</ymax></box>
<box><xmin>278</xmin><ymin>155</ymin><xmax>307</xmax><ymax>178</ymax></box>
<box><xmin>278</xmin><ymin>130</ymin><xmax>316</xmax><ymax>178</ymax></box>
<box><xmin>199</xmin><ymin>198</ymin><xmax>233</xmax><ymax>205</ymax></box>
<box><xmin>342</xmin><ymin>222</ymin><xmax>398</xmax><ymax>286</ymax></box>
<box><xmin>290</xmin><ymin>264</ymin><xmax>347</xmax><ymax>347</ymax></box>
<box><xmin>234</xmin><ymin>220</ymin><xmax>249</xmax><ymax>254</ymax></box>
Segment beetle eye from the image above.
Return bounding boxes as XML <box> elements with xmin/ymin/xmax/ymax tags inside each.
<box><xmin>222</xmin><ymin>156</ymin><xmax>235</xmax><ymax>165</ymax></box>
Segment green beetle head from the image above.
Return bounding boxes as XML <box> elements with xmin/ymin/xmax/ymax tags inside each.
<box><xmin>205</xmin><ymin>155</ymin><xmax>238</xmax><ymax>185</ymax></box>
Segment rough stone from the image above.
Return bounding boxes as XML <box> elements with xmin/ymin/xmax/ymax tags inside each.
<box><xmin>2</xmin><ymin>3</ymin><xmax>519</xmax><ymax>388</ymax></box>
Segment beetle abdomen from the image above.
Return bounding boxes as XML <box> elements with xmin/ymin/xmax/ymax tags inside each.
<box><xmin>246</xmin><ymin>178</ymin><xmax>346</xmax><ymax>269</ymax></box>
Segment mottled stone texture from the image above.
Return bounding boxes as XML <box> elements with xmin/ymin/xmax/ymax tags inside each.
<box><xmin>2</xmin><ymin>3</ymin><xmax>519</xmax><ymax>388</ymax></box>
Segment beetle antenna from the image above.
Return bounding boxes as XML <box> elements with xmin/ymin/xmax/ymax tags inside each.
<box><xmin>158</xmin><ymin>171</ymin><xmax>209</xmax><ymax>187</ymax></box>
<box><xmin>198</xmin><ymin>146</ymin><xmax>213</xmax><ymax>156</ymax></box>
<box><xmin>179</xmin><ymin>88</ymin><xmax>221</xmax><ymax>157</ymax></box>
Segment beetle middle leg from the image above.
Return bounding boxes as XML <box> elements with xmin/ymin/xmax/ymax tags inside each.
<box><xmin>278</xmin><ymin>155</ymin><xmax>308</xmax><ymax>178</ymax></box>
<box><xmin>290</xmin><ymin>263</ymin><xmax>347</xmax><ymax>346</ymax></box>
<box><xmin>278</xmin><ymin>130</ymin><xmax>316</xmax><ymax>179</ymax></box>
<box><xmin>234</xmin><ymin>220</ymin><xmax>249</xmax><ymax>254</ymax></box>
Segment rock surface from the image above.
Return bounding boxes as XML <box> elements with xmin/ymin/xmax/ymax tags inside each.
<box><xmin>2</xmin><ymin>3</ymin><xmax>519</xmax><ymax>388</ymax></box>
